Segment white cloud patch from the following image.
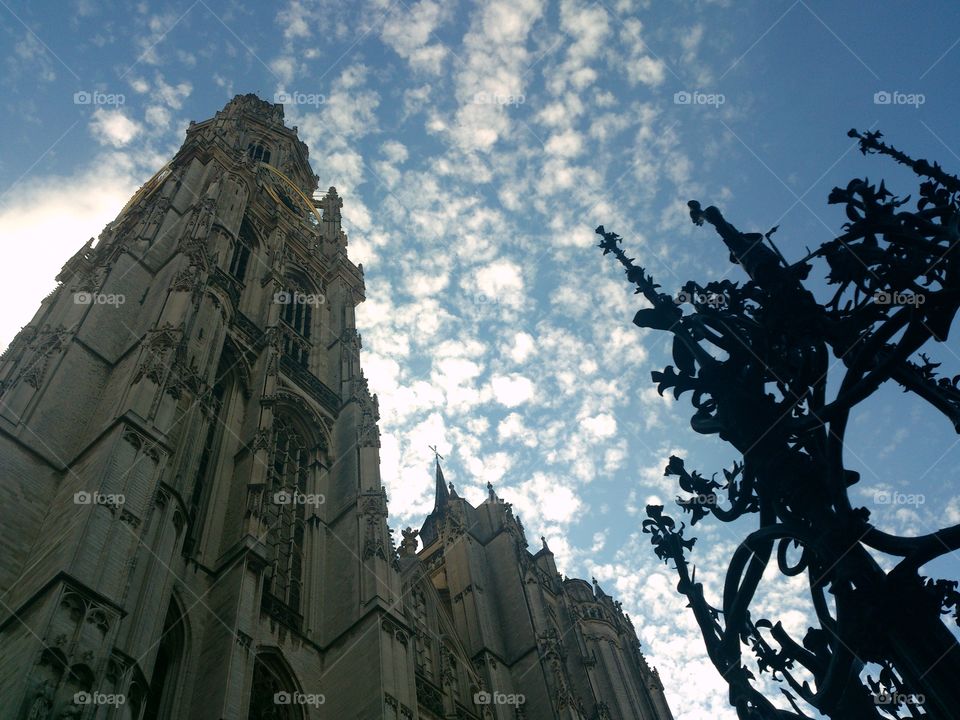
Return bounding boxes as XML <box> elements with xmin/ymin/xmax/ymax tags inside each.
<box><xmin>0</xmin><ymin>157</ymin><xmax>141</xmax><ymax>348</ymax></box>
<box><xmin>508</xmin><ymin>472</ymin><xmax>583</xmax><ymax>524</ymax></box>
<box><xmin>450</xmin><ymin>0</ymin><xmax>545</xmax><ymax>152</ymax></box>
<box><xmin>381</xmin><ymin>0</ymin><xmax>451</xmax><ymax>74</ymax></box>
<box><xmin>490</xmin><ymin>374</ymin><xmax>535</xmax><ymax>407</ymax></box>
<box><xmin>89</xmin><ymin>109</ymin><xmax>142</xmax><ymax>147</ymax></box>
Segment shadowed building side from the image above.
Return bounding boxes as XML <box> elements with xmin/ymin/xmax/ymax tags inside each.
<box><xmin>399</xmin><ymin>461</ymin><xmax>674</xmax><ymax>720</ymax></box>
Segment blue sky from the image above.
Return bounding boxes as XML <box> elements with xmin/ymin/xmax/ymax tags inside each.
<box><xmin>2</xmin><ymin>1</ymin><xmax>960</xmax><ymax>717</ymax></box>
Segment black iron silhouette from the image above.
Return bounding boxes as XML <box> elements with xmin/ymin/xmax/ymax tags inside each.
<box><xmin>598</xmin><ymin>129</ymin><xmax>960</xmax><ymax>719</ymax></box>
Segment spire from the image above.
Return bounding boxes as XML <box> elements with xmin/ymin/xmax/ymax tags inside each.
<box><xmin>419</xmin><ymin>447</ymin><xmax>454</xmax><ymax>550</ymax></box>
<box><xmin>319</xmin><ymin>186</ymin><xmax>343</xmax><ymax>223</ymax></box>
<box><xmin>434</xmin><ymin>456</ymin><xmax>450</xmax><ymax>508</ymax></box>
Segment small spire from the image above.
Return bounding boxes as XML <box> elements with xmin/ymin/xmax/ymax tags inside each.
<box><xmin>540</xmin><ymin>535</ymin><xmax>550</xmax><ymax>552</ymax></box>
<box><xmin>448</xmin><ymin>481</ymin><xmax>459</xmax><ymax>498</ymax></box>
<box><xmin>592</xmin><ymin>577</ymin><xmax>609</xmax><ymax>598</ymax></box>
<box><xmin>487</xmin><ymin>481</ymin><xmax>496</xmax><ymax>502</ymax></box>
<box><xmin>432</xmin><ymin>453</ymin><xmax>449</xmax><ymax>508</ymax></box>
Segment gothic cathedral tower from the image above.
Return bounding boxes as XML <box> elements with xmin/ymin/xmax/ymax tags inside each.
<box><xmin>0</xmin><ymin>94</ymin><xmax>402</xmax><ymax>719</ymax></box>
<box><xmin>0</xmin><ymin>95</ymin><xmax>674</xmax><ymax>720</ymax></box>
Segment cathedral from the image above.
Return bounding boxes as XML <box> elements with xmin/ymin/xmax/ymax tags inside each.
<box><xmin>0</xmin><ymin>95</ymin><xmax>674</xmax><ymax>720</ymax></box>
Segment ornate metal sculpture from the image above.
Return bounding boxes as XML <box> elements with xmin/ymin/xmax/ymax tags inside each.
<box><xmin>598</xmin><ymin>129</ymin><xmax>960</xmax><ymax>719</ymax></box>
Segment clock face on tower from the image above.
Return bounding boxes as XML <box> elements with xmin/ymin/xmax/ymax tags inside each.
<box><xmin>257</xmin><ymin>162</ymin><xmax>322</xmax><ymax>226</ymax></box>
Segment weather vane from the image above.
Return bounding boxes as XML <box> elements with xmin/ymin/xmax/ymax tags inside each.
<box><xmin>428</xmin><ymin>445</ymin><xmax>444</xmax><ymax>462</ymax></box>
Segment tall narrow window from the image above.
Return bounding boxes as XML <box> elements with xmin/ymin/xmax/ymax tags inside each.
<box><xmin>143</xmin><ymin>599</ymin><xmax>186</xmax><ymax>720</ymax></box>
<box><xmin>228</xmin><ymin>241</ymin><xmax>250</xmax><ymax>280</ymax></box>
<box><xmin>263</xmin><ymin>418</ymin><xmax>308</xmax><ymax>621</ymax></box>
<box><xmin>229</xmin><ymin>218</ymin><xmax>258</xmax><ymax>283</ymax></box>
<box><xmin>247</xmin><ymin>143</ymin><xmax>271</xmax><ymax>164</ymax></box>
<box><xmin>280</xmin><ymin>289</ymin><xmax>312</xmax><ymax>368</ymax></box>
<box><xmin>183</xmin><ymin>351</ymin><xmax>236</xmax><ymax>557</ymax></box>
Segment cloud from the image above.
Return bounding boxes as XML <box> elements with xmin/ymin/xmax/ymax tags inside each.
<box><xmin>0</xmin><ymin>156</ymin><xmax>140</xmax><ymax>348</ymax></box>
<box><xmin>619</xmin><ymin>19</ymin><xmax>668</xmax><ymax>87</ymax></box>
<box><xmin>508</xmin><ymin>472</ymin><xmax>583</xmax><ymax>524</ymax></box>
<box><xmin>490</xmin><ymin>374</ymin><xmax>535</xmax><ymax>407</ymax></box>
<box><xmin>145</xmin><ymin>105</ymin><xmax>172</xmax><ymax>129</ymax></box>
<box><xmin>381</xmin><ymin>0</ymin><xmax>451</xmax><ymax>74</ymax></box>
<box><xmin>449</xmin><ymin>0</ymin><xmax>545</xmax><ymax>152</ymax></box>
<box><xmin>503</xmin><ymin>331</ymin><xmax>536</xmax><ymax>363</ymax></box>
<box><xmin>89</xmin><ymin>109</ymin><xmax>142</xmax><ymax>147</ymax></box>
<box><xmin>277</xmin><ymin>0</ymin><xmax>312</xmax><ymax>39</ymax></box>
<box><xmin>467</xmin><ymin>258</ymin><xmax>525</xmax><ymax>305</ymax></box>
<box><xmin>581</xmin><ymin>412</ymin><xmax>617</xmax><ymax>439</ymax></box>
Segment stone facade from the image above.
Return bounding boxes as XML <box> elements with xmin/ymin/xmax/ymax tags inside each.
<box><xmin>0</xmin><ymin>95</ymin><xmax>673</xmax><ymax>720</ymax></box>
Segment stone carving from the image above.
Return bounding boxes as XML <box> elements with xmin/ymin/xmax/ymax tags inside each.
<box><xmin>398</xmin><ymin>527</ymin><xmax>419</xmax><ymax>557</ymax></box>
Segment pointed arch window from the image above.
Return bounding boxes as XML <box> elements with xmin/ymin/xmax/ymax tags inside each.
<box><xmin>184</xmin><ymin>349</ymin><xmax>241</xmax><ymax>557</ymax></box>
<box><xmin>262</xmin><ymin>417</ymin><xmax>308</xmax><ymax>626</ymax></box>
<box><xmin>143</xmin><ymin>599</ymin><xmax>186</xmax><ymax>720</ymax></box>
<box><xmin>247</xmin><ymin>143</ymin><xmax>271</xmax><ymax>164</ymax></box>
<box><xmin>229</xmin><ymin>218</ymin><xmax>257</xmax><ymax>282</ymax></box>
<box><xmin>279</xmin><ymin>287</ymin><xmax>312</xmax><ymax>369</ymax></box>
<box><xmin>247</xmin><ymin>654</ymin><xmax>302</xmax><ymax>720</ymax></box>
